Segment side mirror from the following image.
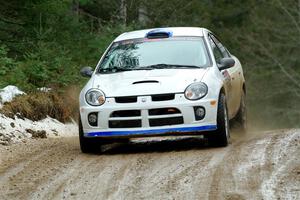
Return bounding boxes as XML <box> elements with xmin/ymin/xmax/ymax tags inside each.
<box><xmin>218</xmin><ymin>57</ymin><xmax>235</xmax><ymax>70</ymax></box>
<box><xmin>80</xmin><ymin>66</ymin><xmax>93</xmax><ymax>77</ymax></box>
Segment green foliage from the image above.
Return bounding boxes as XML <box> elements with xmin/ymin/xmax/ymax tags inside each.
<box><xmin>0</xmin><ymin>45</ymin><xmax>22</xmax><ymax>88</ymax></box>
<box><xmin>0</xmin><ymin>45</ymin><xmax>16</xmax><ymax>76</ymax></box>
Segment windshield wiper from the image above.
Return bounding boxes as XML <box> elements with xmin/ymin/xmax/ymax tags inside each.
<box><xmin>99</xmin><ymin>64</ymin><xmax>201</xmax><ymax>73</ymax></box>
<box><xmin>99</xmin><ymin>66</ymin><xmax>133</xmax><ymax>73</ymax></box>
<box><xmin>139</xmin><ymin>64</ymin><xmax>201</xmax><ymax>70</ymax></box>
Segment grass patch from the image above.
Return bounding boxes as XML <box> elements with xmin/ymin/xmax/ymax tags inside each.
<box><xmin>0</xmin><ymin>92</ymin><xmax>72</xmax><ymax>123</ymax></box>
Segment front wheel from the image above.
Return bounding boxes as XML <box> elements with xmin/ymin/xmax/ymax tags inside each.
<box><xmin>206</xmin><ymin>93</ymin><xmax>230</xmax><ymax>147</ymax></box>
<box><xmin>79</xmin><ymin>117</ymin><xmax>101</xmax><ymax>153</ymax></box>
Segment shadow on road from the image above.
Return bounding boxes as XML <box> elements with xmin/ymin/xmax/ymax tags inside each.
<box><xmin>100</xmin><ymin>137</ymin><xmax>213</xmax><ymax>155</ymax></box>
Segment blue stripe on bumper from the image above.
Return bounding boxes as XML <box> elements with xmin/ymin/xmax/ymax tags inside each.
<box><xmin>86</xmin><ymin>125</ymin><xmax>217</xmax><ymax>137</ymax></box>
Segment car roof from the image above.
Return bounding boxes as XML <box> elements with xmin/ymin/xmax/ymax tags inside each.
<box><xmin>114</xmin><ymin>27</ymin><xmax>208</xmax><ymax>42</ymax></box>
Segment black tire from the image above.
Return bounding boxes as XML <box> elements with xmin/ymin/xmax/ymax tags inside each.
<box><xmin>79</xmin><ymin>117</ymin><xmax>101</xmax><ymax>154</ymax></box>
<box><xmin>206</xmin><ymin>93</ymin><xmax>230</xmax><ymax>147</ymax></box>
<box><xmin>234</xmin><ymin>90</ymin><xmax>247</xmax><ymax>133</ymax></box>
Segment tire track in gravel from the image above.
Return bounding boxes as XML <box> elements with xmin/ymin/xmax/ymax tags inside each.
<box><xmin>0</xmin><ymin>130</ymin><xmax>299</xmax><ymax>200</ymax></box>
<box><xmin>0</xmin><ymin>145</ymin><xmax>54</xmax><ymax>183</ymax></box>
<box><xmin>207</xmin><ymin>136</ymin><xmax>272</xmax><ymax>200</ymax></box>
<box><xmin>261</xmin><ymin>130</ymin><xmax>300</xmax><ymax>200</ymax></box>
<box><xmin>0</xmin><ymin>138</ymin><xmax>80</xmax><ymax>200</ymax></box>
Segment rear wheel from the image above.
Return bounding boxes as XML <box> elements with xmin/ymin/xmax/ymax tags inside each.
<box><xmin>206</xmin><ymin>93</ymin><xmax>230</xmax><ymax>147</ymax></box>
<box><xmin>79</xmin><ymin>117</ymin><xmax>101</xmax><ymax>153</ymax></box>
<box><xmin>234</xmin><ymin>90</ymin><xmax>247</xmax><ymax>133</ymax></box>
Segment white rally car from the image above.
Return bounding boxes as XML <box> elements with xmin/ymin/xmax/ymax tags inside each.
<box><xmin>79</xmin><ymin>27</ymin><xmax>246</xmax><ymax>153</ymax></box>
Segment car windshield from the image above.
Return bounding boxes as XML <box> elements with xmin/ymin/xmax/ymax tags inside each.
<box><xmin>97</xmin><ymin>37</ymin><xmax>210</xmax><ymax>73</ymax></box>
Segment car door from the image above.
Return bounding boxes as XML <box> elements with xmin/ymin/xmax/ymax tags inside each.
<box><xmin>208</xmin><ymin>34</ymin><xmax>241</xmax><ymax>119</ymax></box>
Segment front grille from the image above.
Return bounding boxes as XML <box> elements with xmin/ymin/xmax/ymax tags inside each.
<box><xmin>148</xmin><ymin>108</ymin><xmax>183</xmax><ymax>127</ymax></box>
<box><xmin>109</xmin><ymin>110</ymin><xmax>142</xmax><ymax>128</ymax></box>
<box><xmin>149</xmin><ymin>108</ymin><xmax>180</xmax><ymax>115</ymax></box>
<box><xmin>110</xmin><ymin>110</ymin><xmax>141</xmax><ymax>117</ymax></box>
<box><xmin>151</xmin><ymin>93</ymin><xmax>175</xmax><ymax>101</ymax></box>
<box><xmin>108</xmin><ymin>107</ymin><xmax>183</xmax><ymax>129</ymax></box>
<box><xmin>149</xmin><ymin>117</ymin><xmax>184</xmax><ymax>127</ymax></box>
<box><xmin>109</xmin><ymin>120</ymin><xmax>141</xmax><ymax>128</ymax></box>
<box><xmin>114</xmin><ymin>93</ymin><xmax>175</xmax><ymax>103</ymax></box>
<box><xmin>115</xmin><ymin>96</ymin><xmax>137</xmax><ymax>103</ymax></box>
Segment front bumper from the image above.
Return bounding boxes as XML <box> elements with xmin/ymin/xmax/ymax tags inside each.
<box><xmin>80</xmin><ymin>93</ymin><xmax>218</xmax><ymax>138</ymax></box>
<box><xmin>86</xmin><ymin>125</ymin><xmax>217</xmax><ymax>137</ymax></box>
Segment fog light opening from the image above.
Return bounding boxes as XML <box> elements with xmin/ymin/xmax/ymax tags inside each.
<box><xmin>88</xmin><ymin>112</ymin><xmax>98</xmax><ymax>126</ymax></box>
<box><xmin>194</xmin><ymin>106</ymin><xmax>205</xmax><ymax>120</ymax></box>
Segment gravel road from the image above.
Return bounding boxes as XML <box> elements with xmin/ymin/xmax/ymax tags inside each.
<box><xmin>0</xmin><ymin>129</ymin><xmax>299</xmax><ymax>200</ymax></box>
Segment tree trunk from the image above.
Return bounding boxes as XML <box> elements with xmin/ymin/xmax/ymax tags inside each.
<box><xmin>138</xmin><ymin>2</ymin><xmax>148</xmax><ymax>26</ymax></box>
<box><xmin>120</xmin><ymin>0</ymin><xmax>127</xmax><ymax>26</ymax></box>
<box><xmin>72</xmin><ymin>0</ymin><xmax>80</xmax><ymax>22</ymax></box>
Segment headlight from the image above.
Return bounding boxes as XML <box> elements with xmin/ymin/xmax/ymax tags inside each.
<box><xmin>184</xmin><ymin>82</ymin><xmax>208</xmax><ymax>100</ymax></box>
<box><xmin>85</xmin><ymin>89</ymin><xmax>106</xmax><ymax>106</ymax></box>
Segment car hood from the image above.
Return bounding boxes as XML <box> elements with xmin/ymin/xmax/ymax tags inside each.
<box><xmin>92</xmin><ymin>68</ymin><xmax>209</xmax><ymax>97</ymax></box>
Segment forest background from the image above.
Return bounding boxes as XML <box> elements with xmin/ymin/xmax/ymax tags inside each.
<box><xmin>0</xmin><ymin>0</ymin><xmax>299</xmax><ymax>129</ymax></box>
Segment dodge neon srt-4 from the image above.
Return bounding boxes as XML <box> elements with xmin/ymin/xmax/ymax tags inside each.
<box><xmin>79</xmin><ymin>27</ymin><xmax>247</xmax><ymax>153</ymax></box>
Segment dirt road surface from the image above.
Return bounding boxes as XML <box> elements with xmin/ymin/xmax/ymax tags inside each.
<box><xmin>0</xmin><ymin>129</ymin><xmax>299</xmax><ymax>200</ymax></box>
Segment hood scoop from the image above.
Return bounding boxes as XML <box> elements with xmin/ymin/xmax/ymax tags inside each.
<box><xmin>132</xmin><ymin>80</ymin><xmax>159</xmax><ymax>84</ymax></box>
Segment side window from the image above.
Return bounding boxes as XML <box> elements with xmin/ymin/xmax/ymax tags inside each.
<box><xmin>208</xmin><ymin>35</ymin><xmax>223</xmax><ymax>64</ymax></box>
<box><xmin>210</xmin><ymin>35</ymin><xmax>230</xmax><ymax>58</ymax></box>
